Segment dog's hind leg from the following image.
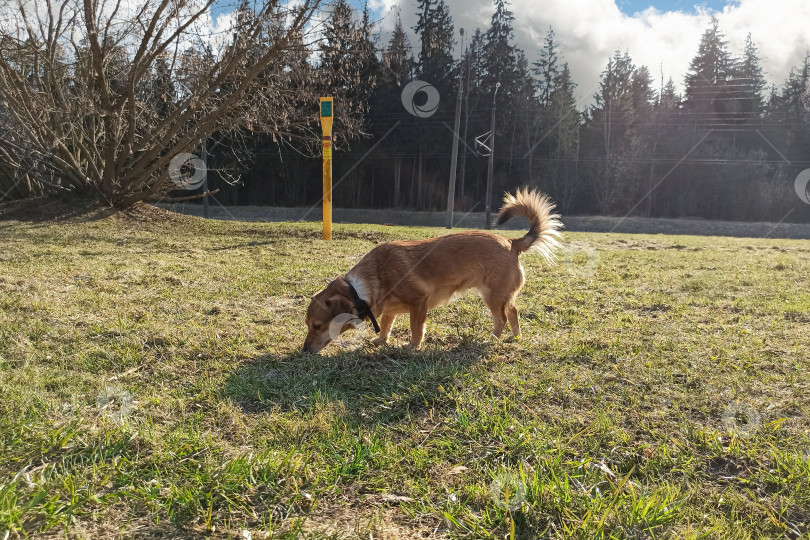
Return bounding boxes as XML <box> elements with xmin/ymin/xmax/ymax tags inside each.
<box><xmin>482</xmin><ymin>264</ymin><xmax>523</xmax><ymax>339</ymax></box>
<box><xmin>487</xmin><ymin>302</ymin><xmax>507</xmax><ymax>337</ymax></box>
<box><xmin>482</xmin><ymin>289</ymin><xmax>521</xmax><ymax>338</ymax></box>
<box><xmin>407</xmin><ymin>300</ymin><xmax>428</xmax><ymax>348</ymax></box>
<box><xmin>371</xmin><ymin>313</ymin><xmax>395</xmax><ymax>345</ymax></box>
<box><xmin>480</xmin><ymin>290</ymin><xmax>507</xmax><ymax>337</ymax></box>
<box><xmin>506</xmin><ymin>303</ymin><xmax>520</xmax><ymax>338</ymax></box>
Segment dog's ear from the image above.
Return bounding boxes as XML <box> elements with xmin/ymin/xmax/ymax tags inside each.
<box><xmin>325</xmin><ymin>294</ymin><xmax>353</xmax><ymax>314</ymax></box>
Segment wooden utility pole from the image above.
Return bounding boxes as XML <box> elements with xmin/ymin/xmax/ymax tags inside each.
<box><xmin>484</xmin><ymin>82</ymin><xmax>500</xmax><ymax>229</ymax></box>
<box><xmin>446</xmin><ymin>28</ymin><xmax>465</xmax><ymax>229</ymax></box>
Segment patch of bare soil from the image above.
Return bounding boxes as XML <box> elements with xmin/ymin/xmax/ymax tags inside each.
<box><xmin>298</xmin><ymin>504</ymin><xmax>444</xmax><ymax>539</ymax></box>
<box><xmin>111</xmin><ymin>201</ymin><xmax>196</xmax><ymax>224</ymax></box>
<box><xmin>0</xmin><ymin>196</ymin><xmax>104</xmax><ymax>222</ymax></box>
<box><xmin>0</xmin><ymin>197</ymin><xmax>192</xmax><ymax>224</ymax></box>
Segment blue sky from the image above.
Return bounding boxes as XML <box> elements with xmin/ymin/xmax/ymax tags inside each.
<box><xmin>615</xmin><ymin>0</ymin><xmax>733</xmax><ymax>15</ymax></box>
<box><xmin>358</xmin><ymin>0</ymin><xmax>737</xmax><ymax>18</ymax></box>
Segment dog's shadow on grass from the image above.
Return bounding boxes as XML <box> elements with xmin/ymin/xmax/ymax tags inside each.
<box><xmin>223</xmin><ymin>338</ymin><xmax>491</xmax><ymax>424</ymax></box>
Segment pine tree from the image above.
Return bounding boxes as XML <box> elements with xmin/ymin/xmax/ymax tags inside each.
<box><xmin>659</xmin><ymin>78</ymin><xmax>679</xmax><ymax>112</ymax></box>
<box><xmin>549</xmin><ymin>62</ymin><xmax>580</xmax><ymax>155</ymax></box>
<box><xmin>381</xmin><ymin>15</ymin><xmax>412</xmax><ymax>87</ymax></box>
<box><xmin>683</xmin><ymin>16</ymin><xmax>734</xmax><ymax>121</ymax></box>
<box><xmin>370</xmin><ymin>13</ymin><xmax>417</xmax><ymax>208</ymax></box>
<box><xmin>482</xmin><ymin>0</ymin><xmax>520</xmax><ymax>98</ymax></box>
<box><xmin>532</xmin><ymin>27</ymin><xmax>560</xmax><ymax>106</ymax></box>
<box><xmin>413</xmin><ymin>0</ymin><xmax>433</xmax><ymax>66</ymax></box>
<box><xmin>409</xmin><ymin>0</ymin><xmax>456</xmax><ymax>208</ymax></box>
<box><xmin>320</xmin><ymin>0</ymin><xmax>373</xmax><ymax>128</ymax></box>
<box><xmin>466</xmin><ymin>28</ymin><xmax>486</xmax><ymax>93</ymax></box>
<box><xmin>527</xmin><ymin>27</ymin><xmax>578</xmax><ymax>201</ymax></box>
<box><xmin>591</xmin><ymin>51</ymin><xmax>636</xmax><ymax>153</ymax></box>
<box><xmin>766</xmin><ymin>54</ymin><xmax>810</xmax><ymax>158</ymax></box>
<box><xmin>545</xmin><ymin>61</ymin><xmax>582</xmax><ymax>211</ymax></box>
<box><xmin>412</xmin><ymin>0</ymin><xmax>454</xmax><ymax>86</ymax></box>
<box><xmin>587</xmin><ymin>50</ymin><xmax>638</xmax><ymax>213</ymax></box>
<box><xmin>511</xmin><ymin>49</ymin><xmax>539</xmax><ymax>180</ymax></box>
<box><xmin>736</xmin><ymin>33</ymin><xmax>766</xmax><ymax>114</ymax></box>
<box><xmin>358</xmin><ymin>2</ymin><xmax>380</xmax><ymax>98</ymax></box>
<box><xmin>631</xmin><ymin>65</ymin><xmax>656</xmax><ymax>126</ymax></box>
<box><xmin>321</xmin><ymin>0</ymin><xmax>358</xmax><ymax>92</ymax></box>
<box><xmin>458</xmin><ymin>27</ymin><xmax>486</xmax><ymax>203</ymax></box>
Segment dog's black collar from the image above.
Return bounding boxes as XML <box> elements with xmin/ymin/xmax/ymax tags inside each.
<box><xmin>345</xmin><ymin>280</ymin><xmax>380</xmax><ymax>334</ymax></box>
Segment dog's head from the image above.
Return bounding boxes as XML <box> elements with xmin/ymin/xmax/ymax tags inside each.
<box><xmin>302</xmin><ymin>277</ymin><xmax>363</xmax><ymax>354</ymax></box>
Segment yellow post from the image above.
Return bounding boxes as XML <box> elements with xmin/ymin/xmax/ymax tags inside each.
<box><xmin>319</xmin><ymin>97</ymin><xmax>333</xmax><ymax>241</ymax></box>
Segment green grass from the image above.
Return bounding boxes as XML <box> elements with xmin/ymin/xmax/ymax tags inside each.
<box><xmin>0</xmin><ymin>209</ymin><xmax>809</xmax><ymax>539</ymax></box>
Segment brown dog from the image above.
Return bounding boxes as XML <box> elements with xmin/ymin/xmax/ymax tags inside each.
<box><xmin>302</xmin><ymin>188</ymin><xmax>562</xmax><ymax>353</ymax></box>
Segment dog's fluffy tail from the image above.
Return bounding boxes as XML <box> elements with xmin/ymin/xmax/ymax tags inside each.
<box><xmin>496</xmin><ymin>188</ymin><xmax>563</xmax><ymax>262</ymax></box>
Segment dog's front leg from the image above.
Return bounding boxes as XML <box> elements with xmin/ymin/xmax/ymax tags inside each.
<box><xmin>371</xmin><ymin>313</ymin><xmax>395</xmax><ymax>345</ymax></box>
<box><xmin>407</xmin><ymin>300</ymin><xmax>428</xmax><ymax>349</ymax></box>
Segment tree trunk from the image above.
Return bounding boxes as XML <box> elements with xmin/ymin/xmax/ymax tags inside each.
<box><xmin>410</xmin><ymin>157</ymin><xmax>417</xmax><ymax>207</ymax></box>
<box><xmin>417</xmin><ymin>150</ymin><xmax>423</xmax><ymax>209</ymax></box>
<box><xmin>394</xmin><ymin>157</ymin><xmax>401</xmax><ymax>207</ymax></box>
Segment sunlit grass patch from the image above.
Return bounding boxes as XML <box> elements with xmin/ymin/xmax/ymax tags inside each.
<box><xmin>0</xmin><ymin>210</ymin><xmax>809</xmax><ymax>538</ymax></box>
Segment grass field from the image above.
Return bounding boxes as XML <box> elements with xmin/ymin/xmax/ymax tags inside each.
<box><xmin>1</xmin><ymin>205</ymin><xmax>809</xmax><ymax>539</ymax></box>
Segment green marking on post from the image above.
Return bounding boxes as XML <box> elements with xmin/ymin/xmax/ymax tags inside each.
<box><xmin>321</xmin><ymin>101</ymin><xmax>332</xmax><ymax>117</ymax></box>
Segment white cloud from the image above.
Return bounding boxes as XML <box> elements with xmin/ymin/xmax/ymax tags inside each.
<box><xmin>0</xmin><ymin>0</ymin><xmax>240</xmax><ymax>60</ymax></box>
<box><xmin>374</xmin><ymin>0</ymin><xmax>810</xmax><ymax>105</ymax></box>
